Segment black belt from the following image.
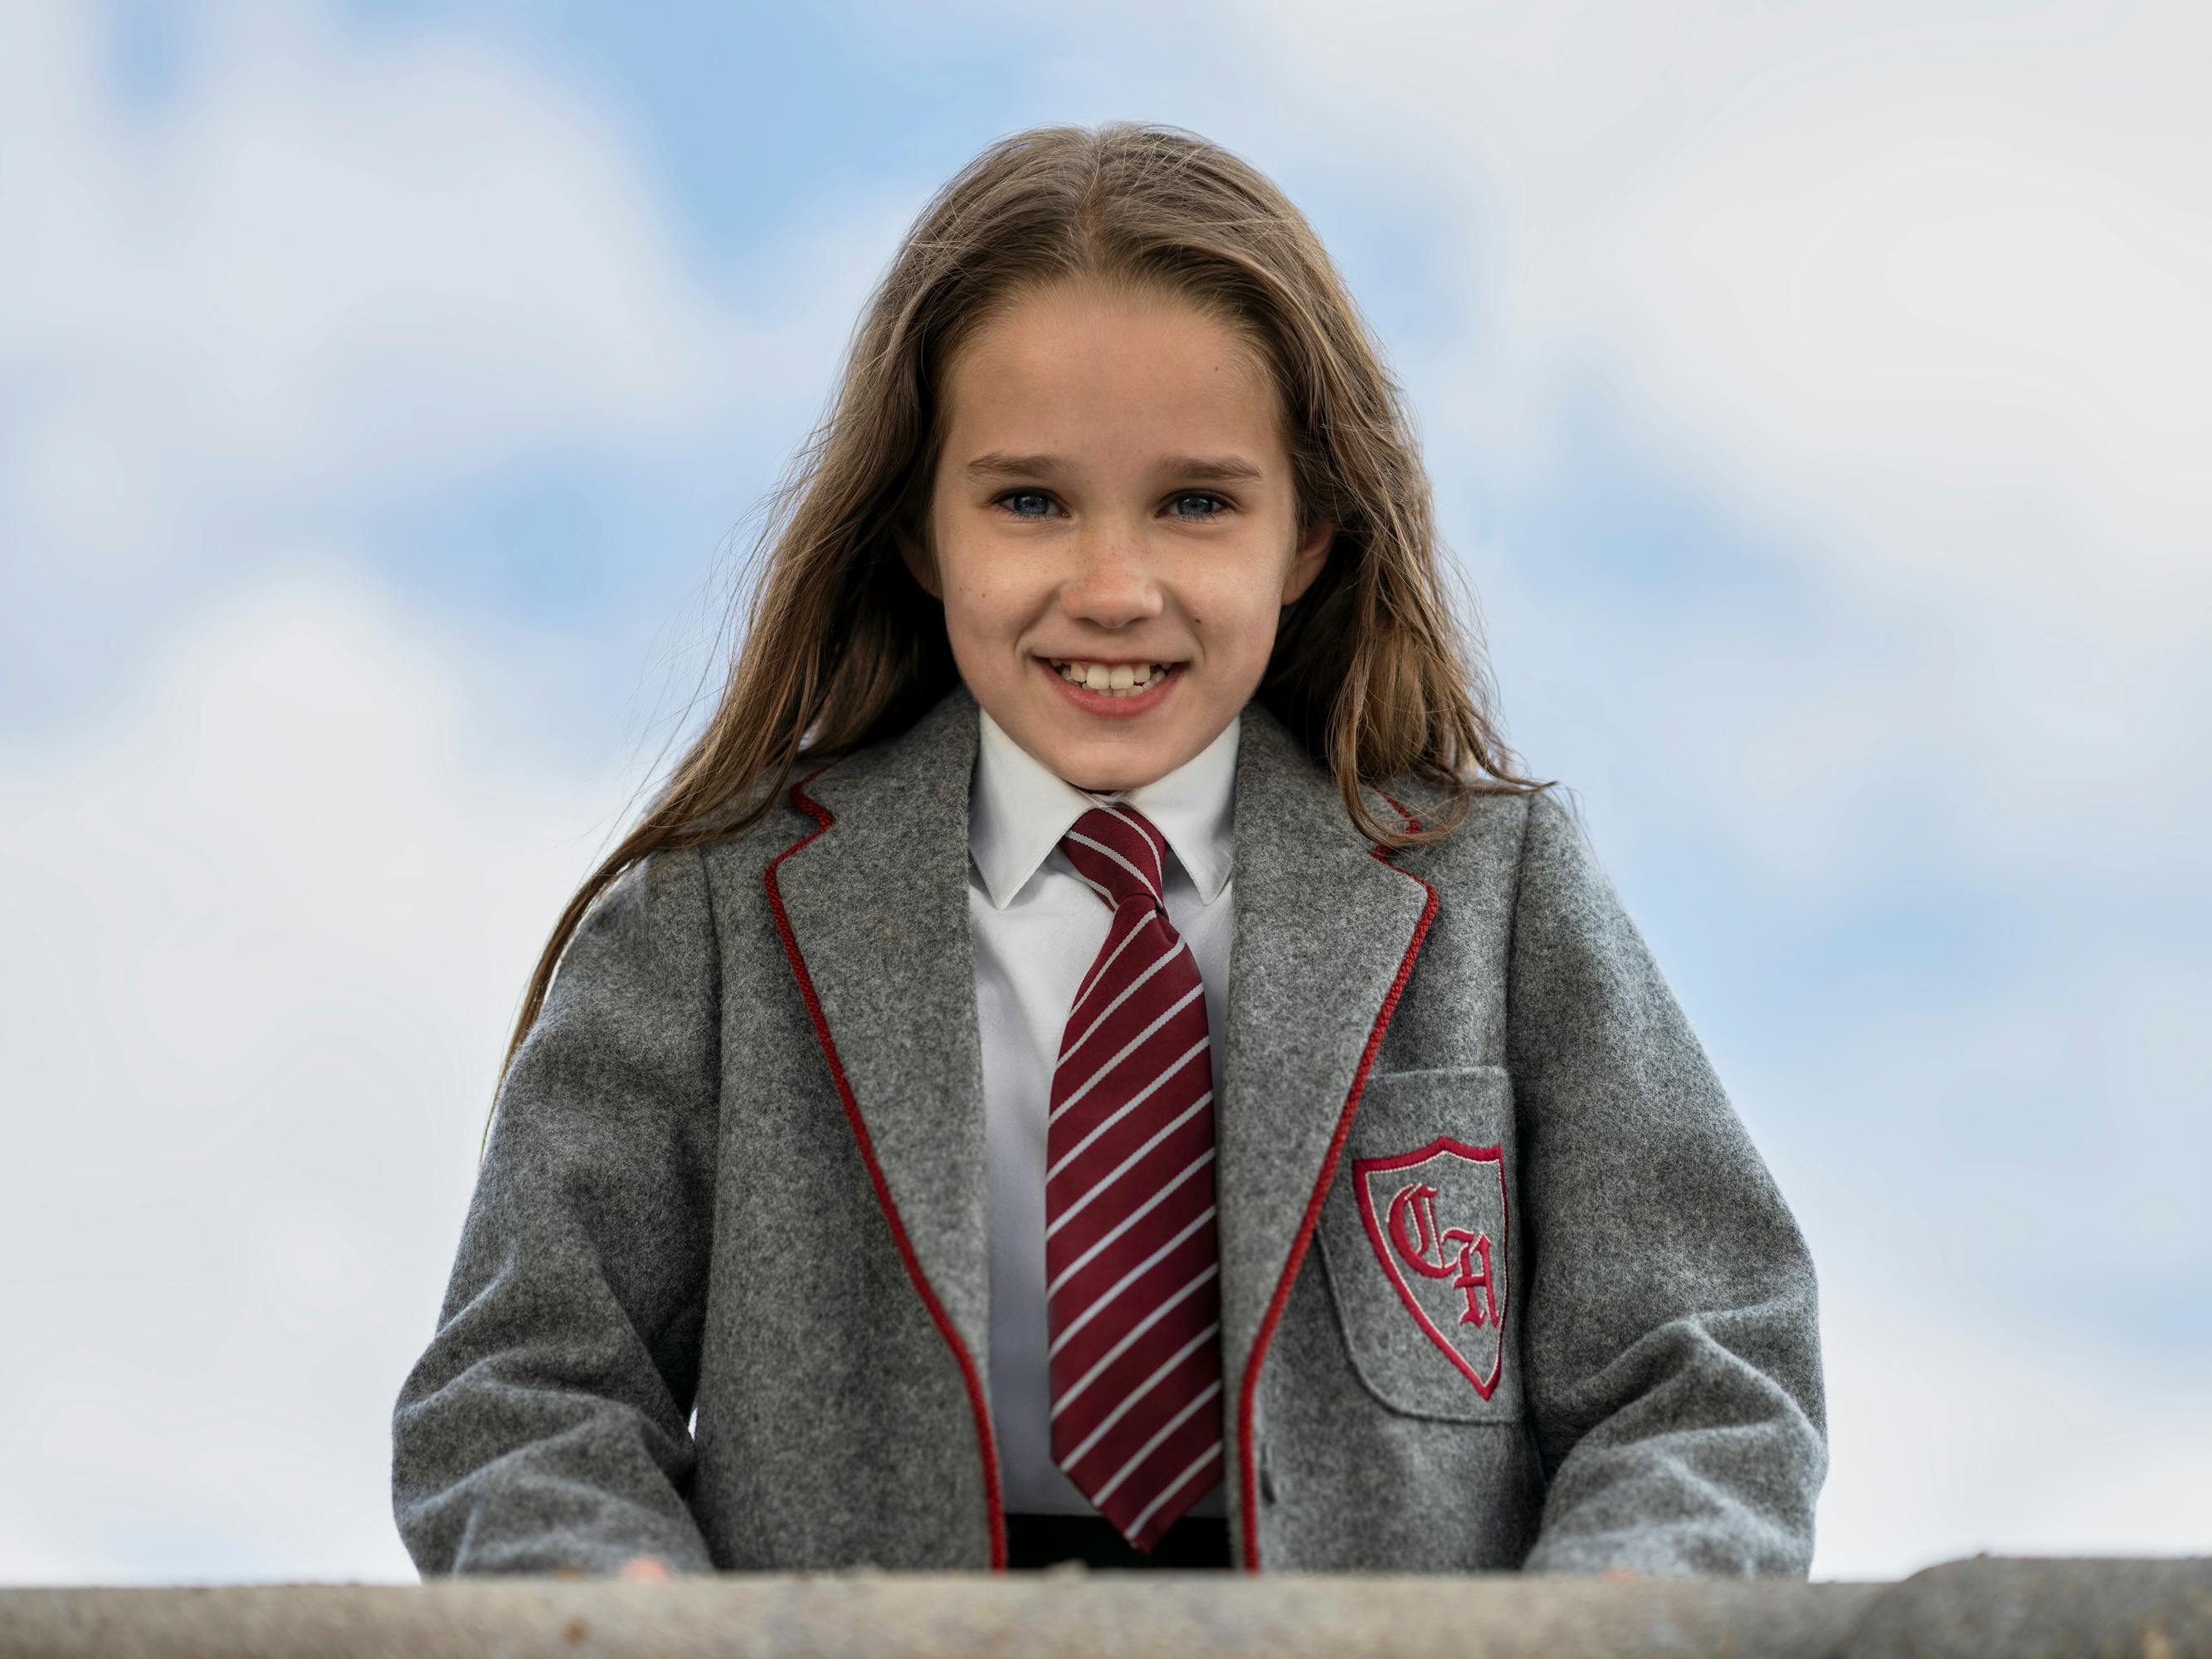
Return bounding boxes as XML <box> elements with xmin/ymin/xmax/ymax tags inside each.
<box><xmin>1006</xmin><ymin>1510</ymin><xmax>1231</xmax><ymax>1570</ymax></box>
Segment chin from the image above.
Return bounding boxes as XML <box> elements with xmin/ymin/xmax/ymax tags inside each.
<box><xmin>1035</xmin><ymin>727</ymin><xmax>1190</xmax><ymax>793</ymax></box>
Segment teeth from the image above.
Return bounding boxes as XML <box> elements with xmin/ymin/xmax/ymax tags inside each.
<box><xmin>1053</xmin><ymin>659</ymin><xmax>1173</xmax><ymax>696</ymax></box>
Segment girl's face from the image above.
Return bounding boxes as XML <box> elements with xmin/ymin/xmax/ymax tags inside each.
<box><xmin>903</xmin><ymin>279</ymin><xmax>1334</xmax><ymax>793</ymax></box>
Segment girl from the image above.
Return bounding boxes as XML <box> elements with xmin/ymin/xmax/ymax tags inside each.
<box><xmin>391</xmin><ymin>121</ymin><xmax>1825</xmax><ymax>1579</ymax></box>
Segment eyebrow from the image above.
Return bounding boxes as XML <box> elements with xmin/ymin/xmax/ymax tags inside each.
<box><xmin>960</xmin><ymin>451</ymin><xmax>1266</xmax><ymax>486</ymax></box>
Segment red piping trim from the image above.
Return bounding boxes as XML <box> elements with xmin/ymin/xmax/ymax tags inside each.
<box><xmin>1235</xmin><ymin>791</ymin><xmax>1438</xmax><ymax>1572</ymax></box>
<box><xmin>763</xmin><ymin>759</ymin><xmax>1008</xmax><ymax>1571</ymax></box>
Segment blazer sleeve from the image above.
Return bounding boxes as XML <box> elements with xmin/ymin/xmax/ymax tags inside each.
<box><xmin>1507</xmin><ymin>786</ymin><xmax>1827</xmax><ymax>1576</ymax></box>
<box><xmin>391</xmin><ymin>844</ymin><xmax>722</xmax><ymax>1577</ymax></box>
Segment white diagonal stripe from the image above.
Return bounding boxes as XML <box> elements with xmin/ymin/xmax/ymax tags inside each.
<box><xmin>1046</xmin><ymin>1148</ymin><xmax>1215</xmax><ymax>1299</ymax></box>
<box><xmin>1050</xmin><ymin>1204</ymin><xmax>1216</xmax><ymax>1360</ymax></box>
<box><xmin>1099</xmin><ymin>801</ymin><xmax>1165</xmax><ymax>889</ymax></box>
<box><xmin>1061</xmin><ymin>1327</ymin><xmax>1221</xmax><ymax>1475</ymax></box>
<box><xmin>1091</xmin><ymin>1378</ymin><xmax>1224</xmax><ymax>1506</ymax></box>
<box><xmin>1073</xmin><ymin>904</ymin><xmax>1152</xmax><ymax>1013</ymax></box>
<box><xmin>1047</xmin><ymin>1089</ymin><xmax>1213</xmax><ymax>1238</ymax></box>
<box><xmin>1065</xmin><ymin>826</ymin><xmax>1159</xmax><ymax>903</ymax></box>
<box><xmin>1046</xmin><ymin>1045</ymin><xmax>1207</xmax><ymax>1183</ymax></box>
<box><xmin>1058</xmin><ymin>936</ymin><xmax>1182</xmax><ymax>1067</ymax></box>
<box><xmin>1050</xmin><ymin>1263</ymin><xmax>1218</xmax><ymax>1420</ymax></box>
<box><xmin>1125</xmin><ymin>1440</ymin><xmax>1224</xmax><ymax>1540</ymax></box>
<box><xmin>1051</xmin><ymin>979</ymin><xmax>1205</xmax><ymax>1121</ymax></box>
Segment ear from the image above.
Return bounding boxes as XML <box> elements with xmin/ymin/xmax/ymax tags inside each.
<box><xmin>1280</xmin><ymin>518</ymin><xmax>1336</xmax><ymax>606</ymax></box>
<box><xmin>894</xmin><ymin>524</ymin><xmax>942</xmax><ymax>600</ymax></box>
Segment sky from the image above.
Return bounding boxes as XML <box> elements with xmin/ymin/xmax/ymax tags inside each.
<box><xmin>2</xmin><ymin>0</ymin><xmax>2207</xmax><ymax>1584</ymax></box>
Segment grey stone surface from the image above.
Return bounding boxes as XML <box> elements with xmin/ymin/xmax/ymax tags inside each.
<box><xmin>2</xmin><ymin>1559</ymin><xmax>2206</xmax><ymax>1659</ymax></box>
<box><xmin>1837</xmin><ymin>1556</ymin><xmax>2212</xmax><ymax>1658</ymax></box>
<box><xmin>0</xmin><ymin>1572</ymin><xmax>1879</xmax><ymax>1658</ymax></box>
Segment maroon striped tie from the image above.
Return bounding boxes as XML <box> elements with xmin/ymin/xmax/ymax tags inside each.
<box><xmin>1045</xmin><ymin>801</ymin><xmax>1225</xmax><ymax>1551</ymax></box>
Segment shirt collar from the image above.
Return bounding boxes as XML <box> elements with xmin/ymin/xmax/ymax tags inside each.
<box><xmin>970</xmin><ymin>701</ymin><xmax>1240</xmax><ymax>911</ymax></box>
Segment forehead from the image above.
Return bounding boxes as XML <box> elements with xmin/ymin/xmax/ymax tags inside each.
<box><xmin>941</xmin><ymin>281</ymin><xmax>1284</xmax><ymax>465</ymax></box>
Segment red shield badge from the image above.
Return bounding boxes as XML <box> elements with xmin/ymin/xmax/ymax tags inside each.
<box><xmin>1352</xmin><ymin>1137</ymin><xmax>1509</xmax><ymax>1399</ymax></box>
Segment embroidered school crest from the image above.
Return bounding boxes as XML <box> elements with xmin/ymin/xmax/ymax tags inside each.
<box><xmin>1352</xmin><ymin>1137</ymin><xmax>1510</xmax><ymax>1399</ymax></box>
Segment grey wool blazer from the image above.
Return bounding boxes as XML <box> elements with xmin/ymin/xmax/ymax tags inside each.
<box><xmin>391</xmin><ymin>679</ymin><xmax>1826</xmax><ymax>1578</ymax></box>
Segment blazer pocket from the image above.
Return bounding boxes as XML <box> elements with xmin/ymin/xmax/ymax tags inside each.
<box><xmin>1313</xmin><ymin>1065</ymin><xmax>1523</xmax><ymax>1423</ymax></box>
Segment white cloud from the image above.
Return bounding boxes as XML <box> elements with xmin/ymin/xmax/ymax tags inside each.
<box><xmin>1226</xmin><ymin>1</ymin><xmax>2212</xmax><ymax>892</ymax></box>
<box><xmin>1815</xmin><ymin>1272</ymin><xmax>2212</xmax><ymax>1577</ymax></box>
<box><xmin>0</xmin><ymin>0</ymin><xmax>916</xmax><ymax>597</ymax></box>
<box><xmin>0</xmin><ymin>565</ymin><xmax>630</xmax><ymax>1583</ymax></box>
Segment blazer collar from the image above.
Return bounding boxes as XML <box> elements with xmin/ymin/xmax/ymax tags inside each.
<box><xmin>969</xmin><ymin>701</ymin><xmax>1240</xmax><ymax>910</ymax></box>
<box><xmin>765</xmin><ymin>677</ymin><xmax>1435</xmax><ymax>1535</ymax></box>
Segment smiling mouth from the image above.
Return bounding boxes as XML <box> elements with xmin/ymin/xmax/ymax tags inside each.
<box><xmin>1042</xmin><ymin>657</ymin><xmax>1182</xmax><ymax>694</ymax></box>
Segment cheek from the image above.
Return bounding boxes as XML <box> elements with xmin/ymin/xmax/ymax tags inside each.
<box><xmin>943</xmin><ymin>578</ymin><xmax>1009</xmax><ymax>626</ymax></box>
<box><xmin>1191</xmin><ymin>581</ymin><xmax>1283</xmax><ymax>656</ymax></box>
<box><xmin>937</xmin><ymin>572</ymin><xmax>1030</xmax><ymax>660</ymax></box>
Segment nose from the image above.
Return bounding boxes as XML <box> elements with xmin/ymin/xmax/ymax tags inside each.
<box><xmin>1060</xmin><ymin>531</ymin><xmax>1164</xmax><ymax>626</ymax></box>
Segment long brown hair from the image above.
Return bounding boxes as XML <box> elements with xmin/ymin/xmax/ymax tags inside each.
<box><xmin>480</xmin><ymin>119</ymin><xmax>1552</xmax><ymax>1158</ymax></box>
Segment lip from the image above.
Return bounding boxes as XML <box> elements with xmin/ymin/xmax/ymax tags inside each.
<box><xmin>1037</xmin><ymin>655</ymin><xmax>1183</xmax><ymax>719</ymax></box>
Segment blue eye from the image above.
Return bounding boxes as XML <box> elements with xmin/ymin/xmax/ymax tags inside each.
<box><xmin>994</xmin><ymin>489</ymin><xmax>1056</xmax><ymax>519</ymax></box>
<box><xmin>1170</xmin><ymin>492</ymin><xmax>1230</xmax><ymax>520</ymax></box>
<box><xmin>989</xmin><ymin>489</ymin><xmax>1232</xmax><ymax>521</ymax></box>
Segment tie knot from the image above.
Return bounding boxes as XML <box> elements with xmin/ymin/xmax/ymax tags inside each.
<box><xmin>1060</xmin><ymin>802</ymin><xmax>1169</xmax><ymax>912</ymax></box>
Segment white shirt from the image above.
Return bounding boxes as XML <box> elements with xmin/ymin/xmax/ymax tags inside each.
<box><xmin>968</xmin><ymin>703</ymin><xmax>1240</xmax><ymax>1518</ymax></box>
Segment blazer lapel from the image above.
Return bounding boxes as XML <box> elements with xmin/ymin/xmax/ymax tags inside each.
<box><xmin>1214</xmin><ymin>699</ymin><xmax>1436</xmax><ymax>1464</ymax></box>
<box><xmin>767</xmin><ymin>684</ymin><xmax>995</xmax><ymax>1370</ymax></box>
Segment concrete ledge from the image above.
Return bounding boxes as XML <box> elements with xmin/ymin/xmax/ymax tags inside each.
<box><xmin>0</xmin><ymin>1556</ymin><xmax>2204</xmax><ymax>1658</ymax></box>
